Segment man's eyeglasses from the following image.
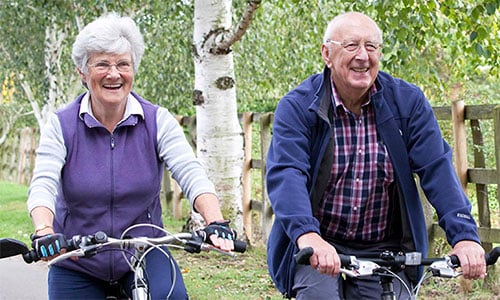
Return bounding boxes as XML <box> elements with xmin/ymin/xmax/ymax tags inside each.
<box><xmin>87</xmin><ymin>61</ymin><xmax>133</xmax><ymax>74</ymax></box>
<box><xmin>326</xmin><ymin>40</ymin><xmax>383</xmax><ymax>53</ymax></box>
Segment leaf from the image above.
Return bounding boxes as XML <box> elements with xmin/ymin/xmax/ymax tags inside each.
<box><xmin>485</xmin><ymin>2</ymin><xmax>498</xmax><ymax>15</ymax></box>
<box><xmin>470</xmin><ymin>31</ymin><xmax>478</xmax><ymax>42</ymax></box>
<box><xmin>474</xmin><ymin>43</ymin><xmax>486</xmax><ymax>56</ymax></box>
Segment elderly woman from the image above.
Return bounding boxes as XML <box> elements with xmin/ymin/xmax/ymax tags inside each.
<box><xmin>27</xmin><ymin>13</ymin><xmax>235</xmax><ymax>299</ymax></box>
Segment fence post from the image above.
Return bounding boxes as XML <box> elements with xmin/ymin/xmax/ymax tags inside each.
<box><xmin>452</xmin><ymin>100</ymin><xmax>468</xmax><ymax>192</ymax></box>
<box><xmin>494</xmin><ymin>105</ymin><xmax>500</xmax><ymax>205</ymax></box>
<box><xmin>242</xmin><ymin>112</ymin><xmax>253</xmax><ymax>243</ymax></box>
<box><xmin>470</xmin><ymin>118</ymin><xmax>492</xmax><ymax>250</ymax></box>
<box><xmin>260</xmin><ymin>113</ymin><xmax>274</xmax><ymax>243</ymax></box>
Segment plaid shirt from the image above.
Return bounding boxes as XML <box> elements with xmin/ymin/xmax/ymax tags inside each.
<box><xmin>316</xmin><ymin>84</ymin><xmax>395</xmax><ymax>242</ymax></box>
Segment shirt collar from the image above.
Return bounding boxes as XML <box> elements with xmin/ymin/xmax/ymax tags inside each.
<box><xmin>330</xmin><ymin>77</ymin><xmax>377</xmax><ymax>112</ymax></box>
<box><xmin>79</xmin><ymin>92</ymin><xmax>144</xmax><ymax>121</ymax></box>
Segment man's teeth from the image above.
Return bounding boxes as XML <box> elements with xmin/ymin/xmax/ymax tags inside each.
<box><xmin>104</xmin><ymin>84</ymin><xmax>121</xmax><ymax>88</ymax></box>
<box><xmin>353</xmin><ymin>68</ymin><xmax>368</xmax><ymax>72</ymax></box>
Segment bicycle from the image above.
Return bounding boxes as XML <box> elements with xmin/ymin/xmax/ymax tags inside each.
<box><xmin>0</xmin><ymin>223</ymin><xmax>246</xmax><ymax>300</ymax></box>
<box><xmin>294</xmin><ymin>246</ymin><xmax>500</xmax><ymax>300</ymax></box>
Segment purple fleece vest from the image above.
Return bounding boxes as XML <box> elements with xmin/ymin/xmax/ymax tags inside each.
<box><xmin>53</xmin><ymin>92</ymin><xmax>165</xmax><ymax>281</ymax></box>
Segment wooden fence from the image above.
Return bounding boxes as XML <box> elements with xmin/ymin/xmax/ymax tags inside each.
<box><xmin>0</xmin><ymin>127</ymin><xmax>37</xmax><ymax>185</ymax></box>
<box><xmin>1</xmin><ymin>103</ymin><xmax>499</xmax><ymax>250</ymax></box>
<box><xmin>241</xmin><ymin>102</ymin><xmax>500</xmax><ymax>252</ymax></box>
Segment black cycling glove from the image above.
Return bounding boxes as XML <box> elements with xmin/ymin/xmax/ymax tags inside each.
<box><xmin>31</xmin><ymin>233</ymin><xmax>67</xmax><ymax>258</ymax></box>
<box><xmin>202</xmin><ymin>220</ymin><xmax>237</xmax><ymax>244</ymax></box>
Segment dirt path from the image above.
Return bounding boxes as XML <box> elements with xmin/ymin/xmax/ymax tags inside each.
<box><xmin>0</xmin><ymin>255</ymin><xmax>48</xmax><ymax>300</ymax></box>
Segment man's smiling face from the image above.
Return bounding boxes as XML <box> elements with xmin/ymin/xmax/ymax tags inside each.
<box><xmin>322</xmin><ymin>13</ymin><xmax>382</xmax><ymax>100</ymax></box>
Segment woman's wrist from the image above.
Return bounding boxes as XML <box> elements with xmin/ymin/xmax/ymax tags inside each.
<box><xmin>34</xmin><ymin>224</ymin><xmax>54</xmax><ymax>235</ymax></box>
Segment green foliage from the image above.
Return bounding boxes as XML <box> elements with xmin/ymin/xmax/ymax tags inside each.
<box><xmin>134</xmin><ymin>2</ymin><xmax>196</xmax><ymax>114</ymax></box>
<box><xmin>1</xmin><ymin>0</ymin><xmax>499</xmax><ymax>121</ymax></box>
<box><xmin>234</xmin><ymin>0</ymin><xmax>500</xmax><ymax>110</ymax></box>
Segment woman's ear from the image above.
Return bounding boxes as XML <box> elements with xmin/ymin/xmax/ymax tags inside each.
<box><xmin>77</xmin><ymin>68</ymin><xmax>89</xmax><ymax>89</ymax></box>
<box><xmin>77</xmin><ymin>68</ymin><xmax>87</xmax><ymax>83</ymax></box>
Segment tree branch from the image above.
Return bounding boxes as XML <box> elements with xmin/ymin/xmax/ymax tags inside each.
<box><xmin>19</xmin><ymin>78</ymin><xmax>42</xmax><ymax>129</ymax></box>
<box><xmin>215</xmin><ymin>0</ymin><xmax>261</xmax><ymax>53</ymax></box>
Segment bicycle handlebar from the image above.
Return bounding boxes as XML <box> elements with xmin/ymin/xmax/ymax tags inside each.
<box><xmin>0</xmin><ymin>230</ymin><xmax>246</xmax><ymax>264</ymax></box>
<box><xmin>294</xmin><ymin>246</ymin><xmax>500</xmax><ymax>267</ymax></box>
<box><xmin>292</xmin><ymin>246</ymin><xmax>500</xmax><ymax>298</ymax></box>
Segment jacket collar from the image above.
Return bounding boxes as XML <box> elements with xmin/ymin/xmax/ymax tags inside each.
<box><xmin>308</xmin><ymin>66</ymin><xmax>333</xmax><ymax>124</ymax></box>
<box><xmin>310</xmin><ymin>66</ymin><xmax>388</xmax><ymax>123</ymax></box>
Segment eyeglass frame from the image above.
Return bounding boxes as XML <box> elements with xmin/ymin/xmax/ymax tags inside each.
<box><xmin>86</xmin><ymin>60</ymin><xmax>134</xmax><ymax>74</ymax></box>
<box><xmin>325</xmin><ymin>39</ymin><xmax>383</xmax><ymax>53</ymax></box>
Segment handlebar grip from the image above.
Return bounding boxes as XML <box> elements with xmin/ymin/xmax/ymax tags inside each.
<box><xmin>22</xmin><ymin>250</ymin><xmax>40</xmax><ymax>264</ymax></box>
<box><xmin>233</xmin><ymin>240</ymin><xmax>247</xmax><ymax>253</ymax></box>
<box><xmin>338</xmin><ymin>254</ymin><xmax>353</xmax><ymax>267</ymax></box>
<box><xmin>449</xmin><ymin>255</ymin><xmax>460</xmax><ymax>266</ymax></box>
<box><xmin>294</xmin><ymin>247</ymin><xmax>314</xmax><ymax>265</ymax></box>
<box><xmin>485</xmin><ymin>247</ymin><xmax>500</xmax><ymax>266</ymax></box>
<box><xmin>449</xmin><ymin>247</ymin><xmax>500</xmax><ymax>267</ymax></box>
<box><xmin>294</xmin><ymin>247</ymin><xmax>353</xmax><ymax>267</ymax></box>
<box><xmin>23</xmin><ymin>236</ymin><xmax>80</xmax><ymax>264</ymax></box>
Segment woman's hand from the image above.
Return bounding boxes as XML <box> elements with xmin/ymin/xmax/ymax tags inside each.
<box><xmin>31</xmin><ymin>233</ymin><xmax>67</xmax><ymax>261</ymax></box>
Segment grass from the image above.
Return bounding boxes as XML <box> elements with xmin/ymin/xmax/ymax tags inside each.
<box><xmin>173</xmin><ymin>246</ymin><xmax>282</xmax><ymax>299</ymax></box>
<box><xmin>0</xmin><ymin>181</ymin><xmax>32</xmax><ymax>245</ymax></box>
<box><xmin>1</xmin><ymin>180</ymin><xmax>498</xmax><ymax>299</ymax></box>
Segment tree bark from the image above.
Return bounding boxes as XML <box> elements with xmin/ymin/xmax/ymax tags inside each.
<box><xmin>193</xmin><ymin>0</ymin><xmax>244</xmax><ymax>235</ymax></box>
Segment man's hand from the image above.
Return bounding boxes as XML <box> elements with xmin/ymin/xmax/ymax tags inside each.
<box><xmin>296</xmin><ymin>232</ymin><xmax>340</xmax><ymax>276</ymax></box>
<box><xmin>450</xmin><ymin>240</ymin><xmax>486</xmax><ymax>279</ymax></box>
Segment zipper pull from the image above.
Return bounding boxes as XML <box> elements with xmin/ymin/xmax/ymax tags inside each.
<box><xmin>110</xmin><ymin>135</ymin><xmax>115</xmax><ymax>149</ymax></box>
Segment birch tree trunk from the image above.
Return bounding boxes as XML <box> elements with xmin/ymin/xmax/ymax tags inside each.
<box><xmin>192</xmin><ymin>0</ymin><xmax>245</xmax><ymax>235</ymax></box>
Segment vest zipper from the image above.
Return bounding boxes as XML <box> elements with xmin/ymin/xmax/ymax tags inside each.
<box><xmin>109</xmin><ymin>132</ymin><xmax>115</xmax><ymax>280</ymax></box>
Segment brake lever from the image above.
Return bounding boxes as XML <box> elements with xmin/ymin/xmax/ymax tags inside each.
<box><xmin>341</xmin><ymin>257</ymin><xmax>379</xmax><ymax>277</ymax></box>
<box><xmin>199</xmin><ymin>243</ymin><xmax>237</xmax><ymax>258</ymax></box>
<box><xmin>428</xmin><ymin>256</ymin><xmax>462</xmax><ymax>278</ymax></box>
<box><xmin>47</xmin><ymin>243</ymin><xmax>103</xmax><ymax>266</ymax></box>
<box><xmin>48</xmin><ymin>248</ymin><xmax>86</xmax><ymax>266</ymax></box>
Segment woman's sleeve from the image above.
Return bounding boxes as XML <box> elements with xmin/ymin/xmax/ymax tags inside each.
<box><xmin>27</xmin><ymin>114</ymin><xmax>66</xmax><ymax>214</ymax></box>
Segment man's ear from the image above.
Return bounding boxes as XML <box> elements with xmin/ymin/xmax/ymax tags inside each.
<box><xmin>321</xmin><ymin>44</ymin><xmax>332</xmax><ymax>68</ymax></box>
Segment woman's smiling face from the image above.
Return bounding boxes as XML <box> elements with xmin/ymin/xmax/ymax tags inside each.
<box><xmin>79</xmin><ymin>52</ymin><xmax>134</xmax><ymax>107</ymax></box>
